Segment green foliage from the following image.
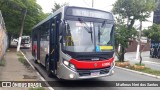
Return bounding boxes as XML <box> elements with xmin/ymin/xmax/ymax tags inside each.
<box><xmin>115</xmin><ymin>17</ymin><xmax>137</xmax><ymax>62</ymax></box>
<box><xmin>17</xmin><ymin>52</ymin><xmax>30</xmax><ymax>68</ymax></box>
<box><xmin>115</xmin><ymin>23</ymin><xmax>137</xmax><ymax>48</ymax></box>
<box><xmin>135</xmin><ymin>63</ymin><xmax>145</xmax><ymax>66</ymax></box>
<box><xmin>143</xmin><ymin>24</ymin><xmax>160</xmax><ymax>41</ymax></box>
<box><xmin>112</xmin><ymin>0</ymin><xmax>156</xmax><ymax>20</ymax></box>
<box><xmin>129</xmin><ymin>66</ymin><xmax>160</xmax><ymax>76</ymax></box>
<box><xmin>115</xmin><ymin>24</ymin><xmax>136</xmax><ymax>61</ymax></box>
<box><xmin>113</xmin><ymin>0</ymin><xmax>156</xmax><ymax>61</ymax></box>
<box><xmin>52</xmin><ymin>2</ymin><xmax>68</xmax><ymax>12</ymax></box>
<box><xmin>0</xmin><ymin>0</ymin><xmax>48</xmax><ymax>38</ymax></box>
<box><xmin>112</xmin><ymin>0</ymin><xmax>156</xmax><ymax>30</ymax></box>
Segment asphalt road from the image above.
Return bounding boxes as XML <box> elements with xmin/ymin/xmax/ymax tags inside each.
<box><xmin>21</xmin><ymin>49</ymin><xmax>160</xmax><ymax>90</ymax></box>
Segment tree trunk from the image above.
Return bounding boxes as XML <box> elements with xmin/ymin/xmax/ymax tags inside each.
<box><xmin>17</xmin><ymin>9</ymin><xmax>27</xmax><ymax>52</ymax></box>
<box><xmin>128</xmin><ymin>18</ymin><xmax>135</xmax><ymax>30</ymax></box>
<box><xmin>120</xmin><ymin>46</ymin><xmax>125</xmax><ymax>62</ymax></box>
<box><xmin>139</xmin><ymin>21</ymin><xmax>142</xmax><ymax>65</ymax></box>
<box><xmin>139</xmin><ymin>49</ymin><xmax>142</xmax><ymax>65</ymax></box>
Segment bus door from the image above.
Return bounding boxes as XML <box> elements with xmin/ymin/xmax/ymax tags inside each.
<box><xmin>49</xmin><ymin>16</ymin><xmax>60</xmax><ymax>73</ymax></box>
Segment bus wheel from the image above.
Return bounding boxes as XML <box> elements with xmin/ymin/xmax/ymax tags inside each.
<box><xmin>45</xmin><ymin>58</ymin><xmax>52</xmax><ymax>77</ymax></box>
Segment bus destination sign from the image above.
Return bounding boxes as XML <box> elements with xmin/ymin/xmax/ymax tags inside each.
<box><xmin>66</xmin><ymin>7</ymin><xmax>113</xmax><ymax>20</ymax></box>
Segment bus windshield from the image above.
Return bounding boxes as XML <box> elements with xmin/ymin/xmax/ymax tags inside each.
<box><xmin>63</xmin><ymin>20</ymin><xmax>113</xmax><ymax>52</ymax></box>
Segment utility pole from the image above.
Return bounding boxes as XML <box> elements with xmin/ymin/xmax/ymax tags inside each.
<box><xmin>92</xmin><ymin>0</ymin><xmax>94</xmax><ymax>8</ymax></box>
<box><xmin>17</xmin><ymin>9</ymin><xmax>27</xmax><ymax>52</ymax></box>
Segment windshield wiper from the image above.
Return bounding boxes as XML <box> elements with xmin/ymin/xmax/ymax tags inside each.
<box><xmin>78</xmin><ymin>18</ymin><xmax>93</xmax><ymax>43</ymax></box>
<box><xmin>101</xmin><ymin>20</ymin><xmax>106</xmax><ymax>27</ymax></box>
<box><xmin>78</xmin><ymin>18</ymin><xmax>92</xmax><ymax>33</ymax></box>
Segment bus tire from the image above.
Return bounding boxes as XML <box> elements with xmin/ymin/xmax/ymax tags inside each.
<box><xmin>45</xmin><ymin>57</ymin><xmax>52</xmax><ymax>77</ymax></box>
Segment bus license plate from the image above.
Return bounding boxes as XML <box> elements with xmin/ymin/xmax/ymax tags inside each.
<box><xmin>91</xmin><ymin>72</ymin><xmax>100</xmax><ymax>76</ymax></box>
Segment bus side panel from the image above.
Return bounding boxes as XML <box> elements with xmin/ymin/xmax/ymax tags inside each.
<box><xmin>40</xmin><ymin>41</ymin><xmax>49</xmax><ymax>66</ymax></box>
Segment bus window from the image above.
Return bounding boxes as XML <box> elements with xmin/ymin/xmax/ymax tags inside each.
<box><xmin>33</xmin><ymin>32</ymin><xmax>37</xmax><ymax>41</ymax></box>
<box><xmin>64</xmin><ymin>23</ymin><xmax>74</xmax><ymax>46</ymax></box>
<box><xmin>40</xmin><ymin>24</ymin><xmax>49</xmax><ymax>41</ymax></box>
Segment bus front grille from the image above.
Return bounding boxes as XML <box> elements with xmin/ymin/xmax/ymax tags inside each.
<box><xmin>77</xmin><ymin>67</ymin><xmax>110</xmax><ymax>77</ymax></box>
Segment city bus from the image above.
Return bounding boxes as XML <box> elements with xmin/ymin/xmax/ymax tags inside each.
<box><xmin>32</xmin><ymin>6</ymin><xmax>115</xmax><ymax>80</ymax></box>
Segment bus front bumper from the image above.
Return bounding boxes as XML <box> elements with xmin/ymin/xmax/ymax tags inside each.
<box><xmin>57</xmin><ymin>63</ymin><xmax>115</xmax><ymax>80</ymax></box>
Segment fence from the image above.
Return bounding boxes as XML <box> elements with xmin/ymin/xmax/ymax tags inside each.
<box><xmin>0</xmin><ymin>10</ymin><xmax>8</xmax><ymax>60</ymax></box>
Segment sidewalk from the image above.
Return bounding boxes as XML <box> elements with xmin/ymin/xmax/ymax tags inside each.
<box><xmin>0</xmin><ymin>48</ymin><xmax>44</xmax><ymax>90</ymax></box>
<box><xmin>124</xmin><ymin>51</ymin><xmax>160</xmax><ymax>71</ymax></box>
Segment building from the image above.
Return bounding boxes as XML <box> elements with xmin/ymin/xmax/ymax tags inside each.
<box><xmin>153</xmin><ymin>0</ymin><xmax>160</xmax><ymax>24</ymax></box>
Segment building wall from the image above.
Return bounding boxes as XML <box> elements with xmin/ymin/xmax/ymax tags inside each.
<box><xmin>126</xmin><ymin>40</ymin><xmax>150</xmax><ymax>52</ymax></box>
<box><xmin>0</xmin><ymin>10</ymin><xmax>8</xmax><ymax>60</ymax></box>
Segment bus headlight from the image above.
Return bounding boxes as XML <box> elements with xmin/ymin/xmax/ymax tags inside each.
<box><xmin>63</xmin><ymin>60</ymin><xmax>69</xmax><ymax>66</ymax></box>
<box><xmin>63</xmin><ymin>60</ymin><xmax>76</xmax><ymax>71</ymax></box>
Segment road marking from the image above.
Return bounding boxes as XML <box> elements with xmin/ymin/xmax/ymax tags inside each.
<box><xmin>115</xmin><ymin>66</ymin><xmax>160</xmax><ymax>79</ymax></box>
<box><xmin>20</xmin><ymin>50</ymin><xmax>54</xmax><ymax>90</ymax></box>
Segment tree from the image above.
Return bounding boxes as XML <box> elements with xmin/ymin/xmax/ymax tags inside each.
<box><xmin>143</xmin><ymin>24</ymin><xmax>160</xmax><ymax>41</ymax></box>
<box><xmin>115</xmin><ymin>17</ymin><xmax>137</xmax><ymax>62</ymax></box>
<box><xmin>112</xmin><ymin>0</ymin><xmax>156</xmax><ymax>62</ymax></box>
<box><xmin>0</xmin><ymin>0</ymin><xmax>27</xmax><ymax>45</ymax></box>
<box><xmin>0</xmin><ymin>0</ymin><xmax>47</xmax><ymax>46</ymax></box>
<box><xmin>52</xmin><ymin>2</ymin><xmax>68</xmax><ymax>12</ymax></box>
<box><xmin>113</xmin><ymin>0</ymin><xmax>156</xmax><ymax>30</ymax></box>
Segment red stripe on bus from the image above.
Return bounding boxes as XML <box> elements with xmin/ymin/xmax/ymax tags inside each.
<box><xmin>69</xmin><ymin>58</ymin><xmax>114</xmax><ymax>69</ymax></box>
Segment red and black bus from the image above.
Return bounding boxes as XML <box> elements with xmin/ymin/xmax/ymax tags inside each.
<box><xmin>32</xmin><ymin>6</ymin><xmax>115</xmax><ymax>80</ymax></box>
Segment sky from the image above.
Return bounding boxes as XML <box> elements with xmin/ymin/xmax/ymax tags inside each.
<box><xmin>36</xmin><ymin>0</ymin><xmax>153</xmax><ymax>29</ymax></box>
<box><xmin>36</xmin><ymin>0</ymin><xmax>116</xmax><ymax>13</ymax></box>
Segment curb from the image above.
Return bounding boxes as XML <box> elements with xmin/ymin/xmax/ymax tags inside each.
<box><xmin>115</xmin><ymin>66</ymin><xmax>160</xmax><ymax>79</ymax></box>
<box><xmin>20</xmin><ymin>50</ymin><xmax>54</xmax><ymax>90</ymax></box>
